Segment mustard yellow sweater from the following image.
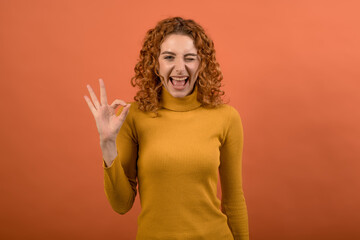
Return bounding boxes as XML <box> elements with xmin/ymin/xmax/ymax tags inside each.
<box><xmin>103</xmin><ymin>85</ymin><xmax>249</xmax><ymax>240</ymax></box>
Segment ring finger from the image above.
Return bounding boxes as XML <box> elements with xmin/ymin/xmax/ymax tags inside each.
<box><xmin>87</xmin><ymin>84</ymin><xmax>101</xmax><ymax>109</ymax></box>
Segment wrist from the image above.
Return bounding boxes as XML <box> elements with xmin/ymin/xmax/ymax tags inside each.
<box><xmin>100</xmin><ymin>138</ymin><xmax>116</xmax><ymax>148</ymax></box>
<box><xmin>100</xmin><ymin>140</ymin><xmax>117</xmax><ymax>164</ymax></box>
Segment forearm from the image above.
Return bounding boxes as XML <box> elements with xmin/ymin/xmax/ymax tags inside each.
<box><xmin>222</xmin><ymin>196</ymin><xmax>249</xmax><ymax>240</ymax></box>
<box><xmin>103</xmin><ymin>154</ymin><xmax>136</xmax><ymax>214</ymax></box>
<box><xmin>102</xmin><ymin>137</ymin><xmax>138</xmax><ymax>215</ymax></box>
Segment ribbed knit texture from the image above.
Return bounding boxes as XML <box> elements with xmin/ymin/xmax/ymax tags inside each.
<box><xmin>103</xmin><ymin>85</ymin><xmax>249</xmax><ymax>240</ymax></box>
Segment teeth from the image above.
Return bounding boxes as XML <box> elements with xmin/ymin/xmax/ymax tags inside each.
<box><xmin>171</xmin><ymin>77</ymin><xmax>188</xmax><ymax>81</ymax></box>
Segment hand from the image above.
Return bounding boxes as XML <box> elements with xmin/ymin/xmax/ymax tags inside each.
<box><xmin>84</xmin><ymin>78</ymin><xmax>131</xmax><ymax>143</ymax></box>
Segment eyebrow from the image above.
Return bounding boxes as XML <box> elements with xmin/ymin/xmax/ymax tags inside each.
<box><xmin>160</xmin><ymin>51</ymin><xmax>198</xmax><ymax>57</ymax></box>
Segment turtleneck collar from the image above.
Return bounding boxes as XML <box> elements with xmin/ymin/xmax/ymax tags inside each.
<box><xmin>160</xmin><ymin>84</ymin><xmax>202</xmax><ymax>112</ymax></box>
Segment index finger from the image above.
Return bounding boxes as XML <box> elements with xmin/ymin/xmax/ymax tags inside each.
<box><xmin>99</xmin><ymin>78</ymin><xmax>108</xmax><ymax>105</ymax></box>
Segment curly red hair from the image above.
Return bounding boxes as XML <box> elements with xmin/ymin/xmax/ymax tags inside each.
<box><xmin>131</xmin><ymin>17</ymin><xmax>225</xmax><ymax>115</ymax></box>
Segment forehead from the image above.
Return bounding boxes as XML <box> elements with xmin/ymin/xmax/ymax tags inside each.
<box><xmin>160</xmin><ymin>34</ymin><xmax>197</xmax><ymax>53</ymax></box>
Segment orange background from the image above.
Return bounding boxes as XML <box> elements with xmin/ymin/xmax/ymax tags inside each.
<box><xmin>1</xmin><ymin>0</ymin><xmax>359</xmax><ymax>239</ymax></box>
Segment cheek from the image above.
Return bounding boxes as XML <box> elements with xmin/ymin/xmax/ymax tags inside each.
<box><xmin>159</xmin><ymin>62</ymin><xmax>171</xmax><ymax>75</ymax></box>
<box><xmin>189</xmin><ymin>64</ymin><xmax>200</xmax><ymax>75</ymax></box>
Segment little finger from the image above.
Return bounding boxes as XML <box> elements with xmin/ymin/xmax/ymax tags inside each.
<box><xmin>84</xmin><ymin>95</ymin><xmax>96</xmax><ymax>116</ymax></box>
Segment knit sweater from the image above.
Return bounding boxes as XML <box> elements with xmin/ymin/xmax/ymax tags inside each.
<box><xmin>103</xmin><ymin>85</ymin><xmax>249</xmax><ymax>240</ymax></box>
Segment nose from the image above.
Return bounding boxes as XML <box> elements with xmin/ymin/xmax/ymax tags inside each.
<box><xmin>174</xmin><ymin>58</ymin><xmax>186</xmax><ymax>74</ymax></box>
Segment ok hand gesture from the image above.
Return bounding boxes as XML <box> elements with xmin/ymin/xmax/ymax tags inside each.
<box><xmin>84</xmin><ymin>79</ymin><xmax>131</xmax><ymax>144</ymax></box>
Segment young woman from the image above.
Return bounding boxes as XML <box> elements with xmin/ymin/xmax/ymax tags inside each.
<box><xmin>84</xmin><ymin>17</ymin><xmax>249</xmax><ymax>240</ymax></box>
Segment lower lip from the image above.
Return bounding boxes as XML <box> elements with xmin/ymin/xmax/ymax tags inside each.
<box><xmin>170</xmin><ymin>79</ymin><xmax>189</xmax><ymax>90</ymax></box>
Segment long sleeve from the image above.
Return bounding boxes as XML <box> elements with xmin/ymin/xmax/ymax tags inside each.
<box><xmin>219</xmin><ymin>106</ymin><xmax>249</xmax><ymax>240</ymax></box>
<box><xmin>102</xmin><ymin>104</ymin><xmax>138</xmax><ymax>215</ymax></box>
<box><xmin>102</xmin><ymin>87</ymin><xmax>249</xmax><ymax>238</ymax></box>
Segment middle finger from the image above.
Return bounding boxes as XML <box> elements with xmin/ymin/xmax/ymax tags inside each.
<box><xmin>99</xmin><ymin>78</ymin><xmax>108</xmax><ymax>106</ymax></box>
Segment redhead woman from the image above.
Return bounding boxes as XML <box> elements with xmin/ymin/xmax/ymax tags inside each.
<box><xmin>84</xmin><ymin>17</ymin><xmax>249</xmax><ymax>240</ymax></box>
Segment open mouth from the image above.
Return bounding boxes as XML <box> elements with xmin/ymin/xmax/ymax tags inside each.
<box><xmin>169</xmin><ymin>76</ymin><xmax>189</xmax><ymax>87</ymax></box>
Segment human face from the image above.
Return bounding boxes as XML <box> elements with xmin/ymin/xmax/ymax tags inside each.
<box><xmin>158</xmin><ymin>34</ymin><xmax>201</xmax><ymax>98</ymax></box>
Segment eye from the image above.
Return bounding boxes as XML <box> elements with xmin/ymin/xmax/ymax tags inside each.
<box><xmin>185</xmin><ymin>58</ymin><xmax>195</xmax><ymax>61</ymax></box>
<box><xmin>164</xmin><ymin>56</ymin><xmax>174</xmax><ymax>60</ymax></box>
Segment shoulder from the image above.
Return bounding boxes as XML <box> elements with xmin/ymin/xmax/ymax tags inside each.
<box><xmin>214</xmin><ymin>104</ymin><xmax>244</xmax><ymax>145</ymax></box>
<box><xmin>200</xmin><ymin>103</ymin><xmax>242</xmax><ymax>125</ymax></box>
<box><xmin>212</xmin><ymin>104</ymin><xmax>242</xmax><ymax>121</ymax></box>
<box><xmin>217</xmin><ymin>104</ymin><xmax>243</xmax><ymax>131</ymax></box>
<box><xmin>203</xmin><ymin>104</ymin><xmax>243</xmax><ymax>135</ymax></box>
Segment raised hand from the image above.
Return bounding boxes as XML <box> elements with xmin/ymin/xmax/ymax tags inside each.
<box><xmin>84</xmin><ymin>78</ymin><xmax>131</xmax><ymax>144</ymax></box>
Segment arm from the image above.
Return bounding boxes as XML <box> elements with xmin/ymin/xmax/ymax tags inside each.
<box><xmin>219</xmin><ymin>106</ymin><xmax>249</xmax><ymax>240</ymax></box>
<box><xmin>103</xmin><ymin>105</ymin><xmax>138</xmax><ymax>215</ymax></box>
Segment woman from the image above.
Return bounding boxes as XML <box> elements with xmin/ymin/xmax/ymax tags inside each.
<box><xmin>84</xmin><ymin>17</ymin><xmax>249</xmax><ymax>240</ymax></box>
